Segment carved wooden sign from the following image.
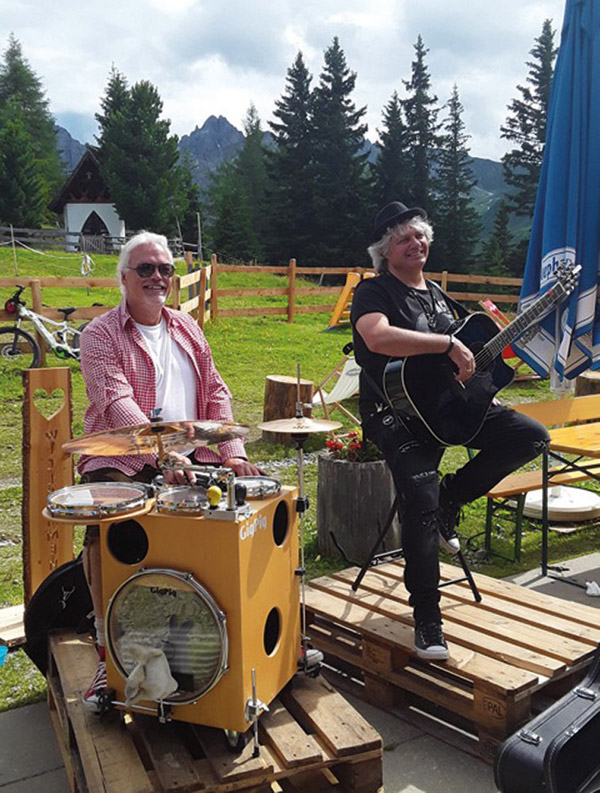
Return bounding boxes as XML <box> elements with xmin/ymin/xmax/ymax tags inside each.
<box><xmin>22</xmin><ymin>367</ymin><xmax>74</xmax><ymax>604</ymax></box>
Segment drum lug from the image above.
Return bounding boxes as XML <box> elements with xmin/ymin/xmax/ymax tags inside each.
<box><xmin>97</xmin><ymin>688</ymin><xmax>116</xmax><ymax>718</ymax></box>
<box><xmin>296</xmin><ymin>496</ymin><xmax>309</xmax><ymax>514</ymax></box>
<box><xmin>295</xmin><ymin>567</ymin><xmax>305</xmax><ymax>577</ymax></box>
<box><xmin>157</xmin><ymin>700</ymin><xmax>172</xmax><ymax>724</ymax></box>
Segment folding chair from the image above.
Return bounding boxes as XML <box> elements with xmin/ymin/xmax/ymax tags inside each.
<box><xmin>478</xmin><ymin>299</ymin><xmax>538</xmax><ymax>380</ymax></box>
<box><xmin>312</xmin><ymin>354</ymin><xmax>361</xmax><ymax>425</ymax></box>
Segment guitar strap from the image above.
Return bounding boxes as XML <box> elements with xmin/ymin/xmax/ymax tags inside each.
<box><xmin>427</xmin><ymin>280</ymin><xmax>469</xmax><ymax>322</ymax></box>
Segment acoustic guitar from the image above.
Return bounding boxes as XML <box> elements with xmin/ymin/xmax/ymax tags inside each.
<box><xmin>383</xmin><ymin>264</ymin><xmax>580</xmax><ymax>446</ymax></box>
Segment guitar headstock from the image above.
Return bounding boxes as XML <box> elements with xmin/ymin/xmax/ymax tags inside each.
<box><xmin>553</xmin><ymin>262</ymin><xmax>581</xmax><ymax>296</ymax></box>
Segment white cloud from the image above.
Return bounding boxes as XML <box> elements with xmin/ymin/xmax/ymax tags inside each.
<box><xmin>2</xmin><ymin>0</ymin><xmax>566</xmax><ymax>160</ymax></box>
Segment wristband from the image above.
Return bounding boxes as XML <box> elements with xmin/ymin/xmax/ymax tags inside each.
<box><xmin>444</xmin><ymin>335</ymin><xmax>455</xmax><ymax>354</ymax></box>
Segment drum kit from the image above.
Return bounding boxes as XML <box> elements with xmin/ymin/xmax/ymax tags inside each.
<box><xmin>39</xmin><ymin>397</ymin><xmax>341</xmax><ymax>754</ymax></box>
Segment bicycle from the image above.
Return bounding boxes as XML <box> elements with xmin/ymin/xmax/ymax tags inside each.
<box><xmin>0</xmin><ymin>285</ymin><xmax>88</xmax><ymax>373</ymax></box>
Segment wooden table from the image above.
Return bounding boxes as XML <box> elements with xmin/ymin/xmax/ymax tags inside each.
<box><xmin>543</xmin><ymin>421</ymin><xmax>600</xmax><ymax>575</ymax></box>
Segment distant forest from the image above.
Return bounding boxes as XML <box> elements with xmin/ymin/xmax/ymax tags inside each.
<box><xmin>0</xmin><ymin>23</ymin><xmax>557</xmax><ymax>275</ymax></box>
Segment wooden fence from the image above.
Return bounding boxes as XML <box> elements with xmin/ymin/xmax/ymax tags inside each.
<box><xmin>0</xmin><ymin>225</ymin><xmax>185</xmax><ymax>255</ymax></box>
<box><xmin>206</xmin><ymin>259</ymin><xmax>523</xmax><ymax>321</ymax></box>
<box><xmin>0</xmin><ymin>254</ymin><xmax>524</xmax><ymax>330</ymax></box>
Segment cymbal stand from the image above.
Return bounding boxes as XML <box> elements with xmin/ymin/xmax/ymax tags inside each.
<box><xmin>293</xmin><ymin>365</ymin><xmax>311</xmax><ymax>673</ymax></box>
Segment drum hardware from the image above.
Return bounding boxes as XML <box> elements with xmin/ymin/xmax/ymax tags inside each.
<box><xmin>108</xmin><ymin>697</ymin><xmax>173</xmax><ymax>724</ymax></box>
<box><xmin>156</xmin><ymin>462</ymin><xmax>254</xmax><ymax>519</ymax></box>
<box><xmin>246</xmin><ymin>668</ymin><xmax>269</xmax><ymax>758</ymax></box>
<box><xmin>258</xmin><ymin>365</ymin><xmax>342</xmax><ymax>674</ymax></box>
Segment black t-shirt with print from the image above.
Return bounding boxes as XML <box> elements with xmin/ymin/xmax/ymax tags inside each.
<box><xmin>350</xmin><ymin>272</ymin><xmax>465</xmax><ymax>418</ymax></box>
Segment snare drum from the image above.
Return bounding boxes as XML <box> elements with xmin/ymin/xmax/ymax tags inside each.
<box><xmin>234</xmin><ymin>476</ymin><xmax>281</xmax><ymax>499</ymax></box>
<box><xmin>47</xmin><ymin>482</ymin><xmax>150</xmax><ymax>519</ymax></box>
<box><xmin>156</xmin><ymin>485</ymin><xmax>209</xmax><ymax>514</ymax></box>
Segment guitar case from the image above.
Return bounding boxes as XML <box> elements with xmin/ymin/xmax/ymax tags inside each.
<box><xmin>494</xmin><ymin>644</ymin><xmax>600</xmax><ymax>793</ymax></box>
<box><xmin>24</xmin><ymin>555</ymin><xmax>93</xmax><ymax>675</ymax></box>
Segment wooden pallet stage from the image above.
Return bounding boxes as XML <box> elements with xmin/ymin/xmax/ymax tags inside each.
<box><xmin>47</xmin><ymin>630</ymin><xmax>383</xmax><ymax>793</ymax></box>
<box><xmin>305</xmin><ymin>560</ymin><xmax>600</xmax><ymax>763</ymax></box>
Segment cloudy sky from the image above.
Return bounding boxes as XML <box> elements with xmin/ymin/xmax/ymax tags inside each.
<box><xmin>1</xmin><ymin>0</ymin><xmax>566</xmax><ymax>161</ymax></box>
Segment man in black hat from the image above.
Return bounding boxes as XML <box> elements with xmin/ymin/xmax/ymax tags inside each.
<box><xmin>351</xmin><ymin>202</ymin><xmax>549</xmax><ymax>660</ymax></box>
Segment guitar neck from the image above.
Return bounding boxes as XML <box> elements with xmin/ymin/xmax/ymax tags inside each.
<box><xmin>479</xmin><ymin>282</ymin><xmax>567</xmax><ymax>364</ymax></box>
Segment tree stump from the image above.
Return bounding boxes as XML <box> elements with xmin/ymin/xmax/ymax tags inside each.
<box><xmin>317</xmin><ymin>455</ymin><xmax>401</xmax><ymax>561</ymax></box>
<box><xmin>262</xmin><ymin>375</ymin><xmax>313</xmax><ymax>445</ymax></box>
<box><xmin>575</xmin><ymin>370</ymin><xmax>600</xmax><ymax>397</ymax></box>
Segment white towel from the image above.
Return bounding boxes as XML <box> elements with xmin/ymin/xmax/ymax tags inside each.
<box><xmin>585</xmin><ymin>581</ymin><xmax>600</xmax><ymax>597</ymax></box>
<box><xmin>124</xmin><ymin>643</ymin><xmax>178</xmax><ymax>704</ymax></box>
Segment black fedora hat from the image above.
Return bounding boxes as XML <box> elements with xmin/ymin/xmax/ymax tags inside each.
<box><xmin>370</xmin><ymin>201</ymin><xmax>427</xmax><ymax>243</ymax></box>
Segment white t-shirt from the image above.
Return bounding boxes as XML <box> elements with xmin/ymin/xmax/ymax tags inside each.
<box><xmin>134</xmin><ymin>319</ymin><xmax>198</xmax><ymax>422</ymax></box>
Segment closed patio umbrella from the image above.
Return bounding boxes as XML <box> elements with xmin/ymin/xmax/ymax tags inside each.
<box><xmin>512</xmin><ymin>0</ymin><xmax>600</xmax><ymax>385</ymax></box>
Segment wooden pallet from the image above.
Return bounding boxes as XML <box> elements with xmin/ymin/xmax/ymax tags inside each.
<box><xmin>47</xmin><ymin>630</ymin><xmax>383</xmax><ymax>793</ymax></box>
<box><xmin>305</xmin><ymin>560</ymin><xmax>600</xmax><ymax>763</ymax></box>
<box><xmin>0</xmin><ymin>604</ymin><xmax>25</xmax><ymax>647</ymax></box>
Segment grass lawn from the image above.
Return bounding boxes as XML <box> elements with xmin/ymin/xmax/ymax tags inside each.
<box><xmin>1</xmin><ymin>246</ymin><xmax>598</xmax><ymax>711</ymax></box>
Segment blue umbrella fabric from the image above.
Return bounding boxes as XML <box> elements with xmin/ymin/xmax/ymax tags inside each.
<box><xmin>512</xmin><ymin>0</ymin><xmax>600</xmax><ymax>382</ymax></box>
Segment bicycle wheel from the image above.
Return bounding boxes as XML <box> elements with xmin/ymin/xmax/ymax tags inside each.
<box><xmin>0</xmin><ymin>327</ymin><xmax>42</xmax><ymax>376</ymax></box>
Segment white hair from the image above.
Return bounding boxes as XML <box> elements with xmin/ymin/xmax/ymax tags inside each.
<box><xmin>368</xmin><ymin>217</ymin><xmax>434</xmax><ymax>274</ymax></box>
<box><xmin>117</xmin><ymin>232</ymin><xmax>173</xmax><ymax>295</ymax></box>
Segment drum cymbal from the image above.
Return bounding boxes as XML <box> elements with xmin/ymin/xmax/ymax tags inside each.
<box><xmin>63</xmin><ymin>420</ymin><xmax>250</xmax><ymax>456</ymax></box>
<box><xmin>258</xmin><ymin>417</ymin><xmax>342</xmax><ymax>434</ymax></box>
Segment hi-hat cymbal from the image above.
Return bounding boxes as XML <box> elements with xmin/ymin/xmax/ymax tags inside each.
<box><xmin>258</xmin><ymin>417</ymin><xmax>342</xmax><ymax>434</ymax></box>
<box><xmin>63</xmin><ymin>420</ymin><xmax>250</xmax><ymax>456</ymax></box>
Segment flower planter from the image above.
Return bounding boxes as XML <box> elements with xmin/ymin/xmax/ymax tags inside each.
<box><xmin>317</xmin><ymin>454</ymin><xmax>401</xmax><ymax>562</ymax></box>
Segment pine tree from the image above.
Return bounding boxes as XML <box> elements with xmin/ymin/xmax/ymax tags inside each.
<box><xmin>235</xmin><ymin>104</ymin><xmax>269</xmax><ymax>256</ymax></box>
<box><xmin>0</xmin><ymin>99</ymin><xmax>46</xmax><ymax>226</ymax></box>
<box><xmin>310</xmin><ymin>37</ymin><xmax>370</xmax><ymax>268</ymax></box>
<box><xmin>0</xmin><ymin>34</ymin><xmax>62</xmax><ymax>209</ymax></box>
<box><xmin>401</xmin><ymin>35</ymin><xmax>441</xmax><ymax>211</ymax></box>
<box><xmin>207</xmin><ymin>161</ymin><xmax>260</xmax><ymax>261</ymax></box>
<box><xmin>97</xmin><ymin>78</ymin><xmax>181</xmax><ymax>233</ymax></box>
<box><xmin>174</xmin><ymin>153</ymin><xmax>203</xmax><ymax>249</ymax></box>
<box><xmin>267</xmin><ymin>52</ymin><xmax>314</xmax><ymax>264</ymax></box>
<box><xmin>95</xmin><ymin>66</ymin><xmax>129</xmax><ymax>157</ymax></box>
<box><xmin>501</xmin><ymin>20</ymin><xmax>557</xmax><ymax>218</ymax></box>
<box><xmin>372</xmin><ymin>92</ymin><xmax>410</xmax><ymax>206</ymax></box>
<box><xmin>481</xmin><ymin>199</ymin><xmax>514</xmax><ymax>274</ymax></box>
<box><xmin>433</xmin><ymin>86</ymin><xmax>480</xmax><ymax>270</ymax></box>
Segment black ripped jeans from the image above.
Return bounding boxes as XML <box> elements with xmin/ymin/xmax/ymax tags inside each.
<box><xmin>365</xmin><ymin>404</ymin><xmax>550</xmax><ymax>624</ymax></box>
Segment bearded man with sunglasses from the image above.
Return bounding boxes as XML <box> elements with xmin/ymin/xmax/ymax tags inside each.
<box><xmin>78</xmin><ymin>231</ymin><xmax>262</xmax><ymax>710</ymax></box>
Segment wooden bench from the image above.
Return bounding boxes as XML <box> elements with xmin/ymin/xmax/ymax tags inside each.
<box><xmin>484</xmin><ymin>394</ymin><xmax>600</xmax><ymax>561</ymax></box>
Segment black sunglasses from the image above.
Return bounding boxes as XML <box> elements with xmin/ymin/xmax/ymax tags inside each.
<box><xmin>128</xmin><ymin>262</ymin><xmax>175</xmax><ymax>278</ymax></box>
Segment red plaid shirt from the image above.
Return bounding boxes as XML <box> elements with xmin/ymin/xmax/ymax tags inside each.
<box><xmin>78</xmin><ymin>301</ymin><xmax>246</xmax><ymax>476</ymax></box>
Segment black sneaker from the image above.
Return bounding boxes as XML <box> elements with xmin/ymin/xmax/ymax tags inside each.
<box><xmin>438</xmin><ymin>475</ymin><xmax>461</xmax><ymax>555</ymax></box>
<box><xmin>414</xmin><ymin>621</ymin><xmax>449</xmax><ymax>661</ymax></box>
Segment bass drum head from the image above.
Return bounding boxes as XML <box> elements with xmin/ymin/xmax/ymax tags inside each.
<box><xmin>106</xmin><ymin>569</ymin><xmax>228</xmax><ymax>704</ymax></box>
<box><xmin>24</xmin><ymin>556</ymin><xmax>93</xmax><ymax>674</ymax></box>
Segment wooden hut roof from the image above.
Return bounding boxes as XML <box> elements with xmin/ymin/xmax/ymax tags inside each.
<box><xmin>48</xmin><ymin>148</ymin><xmax>112</xmax><ymax>213</ymax></box>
